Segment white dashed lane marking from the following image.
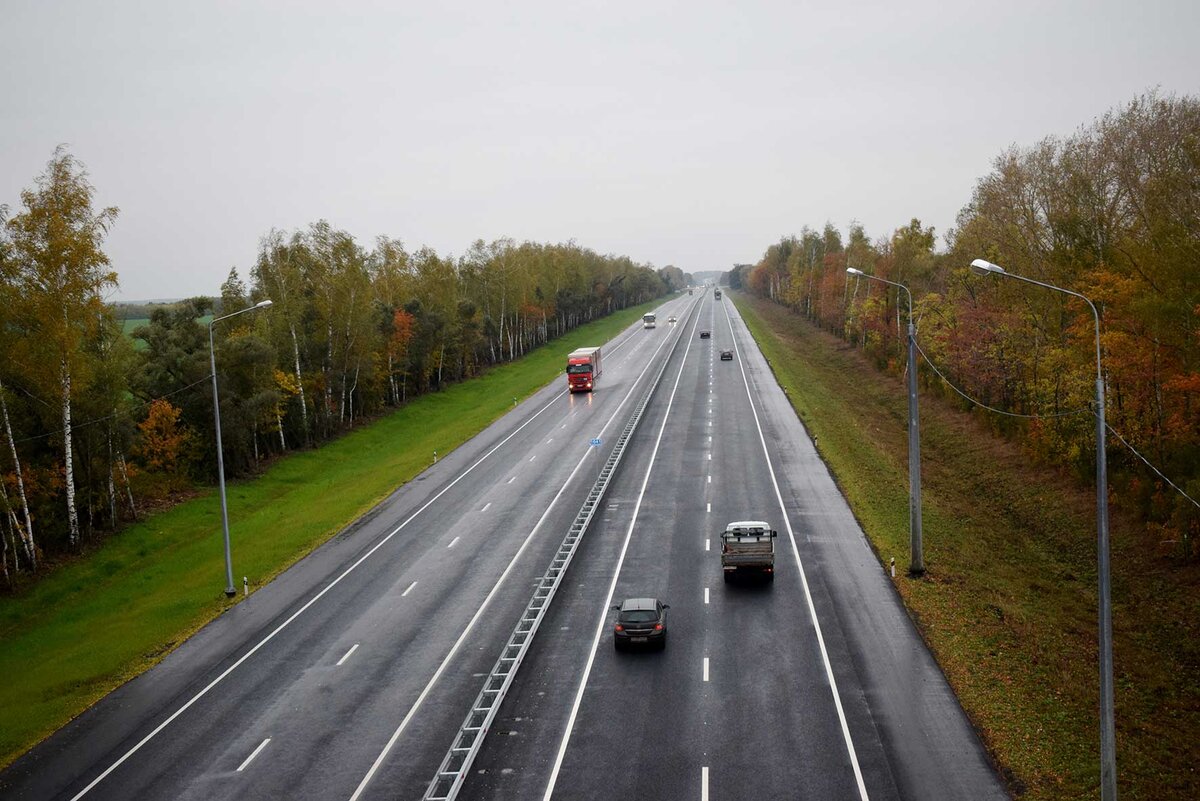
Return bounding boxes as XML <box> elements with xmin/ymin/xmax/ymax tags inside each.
<box><xmin>237</xmin><ymin>739</ymin><xmax>271</xmax><ymax>772</ymax></box>
<box><xmin>336</xmin><ymin>644</ymin><xmax>359</xmax><ymax>667</ymax></box>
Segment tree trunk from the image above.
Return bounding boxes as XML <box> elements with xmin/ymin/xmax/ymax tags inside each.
<box><xmin>1</xmin><ymin>503</ymin><xmax>9</xmax><ymax>585</ymax></box>
<box><xmin>276</xmin><ymin>410</ymin><xmax>287</xmax><ymax>451</ymax></box>
<box><xmin>60</xmin><ymin>356</ymin><xmax>80</xmax><ymax>548</ymax></box>
<box><xmin>0</xmin><ymin>378</ymin><xmax>36</xmax><ymax>568</ymax></box>
<box><xmin>290</xmin><ymin>325</ymin><xmax>308</xmax><ymax>444</ymax></box>
<box><xmin>1</xmin><ymin>471</ymin><xmax>20</xmax><ymax>579</ymax></box>
<box><xmin>325</xmin><ymin>321</ymin><xmax>334</xmax><ymax>420</ymax></box>
<box><xmin>117</xmin><ymin>450</ymin><xmax>137</xmax><ymax>520</ymax></box>
<box><xmin>107</xmin><ymin>431</ymin><xmax>117</xmax><ymax>528</ymax></box>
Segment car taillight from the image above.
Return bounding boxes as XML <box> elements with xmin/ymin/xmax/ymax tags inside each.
<box><xmin>614</xmin><ymin>624</ymin><xmax>623</xmax><ymax>632</ymax></box>
<box><xmin>654</xmin><ymin>623</ymin><xmax>663</xmax><ymax>630</ymax></box>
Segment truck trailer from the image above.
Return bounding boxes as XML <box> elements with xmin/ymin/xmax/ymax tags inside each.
<box><xmin>566</xmin><ymin>347</ymin><xmax>602</xmax><ymax>392</ymax></box>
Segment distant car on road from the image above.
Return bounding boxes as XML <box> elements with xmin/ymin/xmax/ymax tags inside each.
<box><xmin>720</xmin><ymin>349</ymin><xmax>734</xmax><ymax>360</ymax></box>
<box><xmin>668</xmin><ymin>315</ymin><xmax>677</xmax><ymax>324</ymax></box>
<box><xmin>699</xmin><ymin>330</ymin><xmax>711</xmax><ymax>339</ymax></box>
<box><xmin>612</xmin><ymin>598</ymin><xmax>669</xmax><ymax>651</ymax></box>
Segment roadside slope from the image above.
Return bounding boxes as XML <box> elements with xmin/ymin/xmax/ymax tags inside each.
<box><xmin>733</xmin><ymin>291</ymin><xmax>1199</xmax><ymax>801</ymax></box>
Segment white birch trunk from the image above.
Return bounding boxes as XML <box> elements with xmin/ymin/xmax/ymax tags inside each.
<box><xmin>0</xmin><ymin>378</ymin><xmax>36</xmax><ymax>568</ymax></box>
<box><xmin>276</xmin><ymin>410</ymin><xmax>287</xmax><ymax>451</ymax></box>
<box><xmin>117</xmin><ymin>450</ymin><xmax>137</xmax><ymax>520</ymax></box>
<box><xmin>60</xmin><ymin>356</ymin><xmax>80</xmax><ymax>547</ymax></box>
<box><xmin>290</xmin><ymin>325</ymin><xmax>308</xmax><ymax>443</ymax></box>
<box><xmin>107</xmin><ymin>431</ymin><xmax>117</xmax><ymax>526</ymax></box>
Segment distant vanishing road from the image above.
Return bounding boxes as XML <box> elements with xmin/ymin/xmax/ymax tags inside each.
<box><xmin>0</xmin><ymin>290</ymin><xmax>1008</xmax><ymax>801</ymax></box>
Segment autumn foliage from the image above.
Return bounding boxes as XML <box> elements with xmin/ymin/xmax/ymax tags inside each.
<box><xmin>733</xmin><ymin>91</ymin><xmax>1200</xmax><ymax>556</ymax></box>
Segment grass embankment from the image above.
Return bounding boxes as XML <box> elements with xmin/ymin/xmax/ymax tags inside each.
<box><xmin>733</xmin><ymin>292</ymin><xmax>1199</xmax><ymax>801</ymax></box>
<box><xmin>0</xmin><ymin>299</ymin><xmax>662</xmax><ymax>768</ymax></box>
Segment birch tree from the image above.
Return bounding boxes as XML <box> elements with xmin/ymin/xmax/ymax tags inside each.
<box><xmin>3</xmin><ymin>148</ymin><xmax>118</xmax><ymax>548</ymax></box>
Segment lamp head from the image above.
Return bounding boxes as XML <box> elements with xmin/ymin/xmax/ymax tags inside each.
<box><xmin>846</xmin><ymin>267</ymin><xmax>864</xmax><ymax>276</ymax></box>
<box><xmin>969</xmin><ymin>259</ymin><xmax>1004</xmax><ymax>276</ymax></box>
<box><xmin>255</xmin><ymin>299</ymin><xmax>274</xmax><ymax>309</ymax></box>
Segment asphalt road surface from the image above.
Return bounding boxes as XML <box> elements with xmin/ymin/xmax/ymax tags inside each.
<box><xmin>1</xmin><ymin>289</ymin><xmax>1008</xmax><ymax>801</ymax></box>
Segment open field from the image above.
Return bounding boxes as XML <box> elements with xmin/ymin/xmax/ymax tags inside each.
<box><xmin>0</xmin><ymin>298</ymin><xmax>663</xmax><ymax>768</ymax></box>
<box><xmin>733</xmin><ymin>292</ymin><xmax>1199</xmax><ymax>801</ymax></box>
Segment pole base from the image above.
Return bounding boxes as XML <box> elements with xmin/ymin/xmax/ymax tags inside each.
<box><xmin>224</xmin><ymin>588</ymin><xmax>237</xmax><ymax>598</ymax></box>
<box><xmin>908</xmin><ymin>567</ymin><xmax>926</xmax><ymax>578</ymax></box>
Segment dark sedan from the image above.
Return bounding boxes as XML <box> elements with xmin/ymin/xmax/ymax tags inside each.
<box><xmin>699</xmin><ymin>330</ymin><xmax>711</xmax><ymax>339</ymax></box>
<box><xmin>720</xmin><ymin>349</ymin><xmax>734</xmax><ymax>360</ymax></box>
<box><xmin>612</xmin><ymin>598</ymin><xmax>669</xmax><ymax>651</ymax></box>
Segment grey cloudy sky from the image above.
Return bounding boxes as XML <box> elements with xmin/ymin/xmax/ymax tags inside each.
<box><xmin>2</xmin><ymin>0</ymin><xmax>1197</xmax><ymax>301</ymax></box>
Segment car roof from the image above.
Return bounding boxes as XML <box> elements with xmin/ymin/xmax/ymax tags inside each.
<box><xmin>619</xmin><ymin>597</ymin><xmax>660</xmax><ymax>611</ymax></box>
<box><xmin>727</xmin><ymin>520</ymin><xmax>769</xmax><ymax>529</ymax></box>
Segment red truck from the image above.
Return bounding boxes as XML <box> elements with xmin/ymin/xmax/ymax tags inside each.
<box><xmin>566</xmin><ymin>347</ymin><xmax>602</xmax><ymax>392</ymax></box>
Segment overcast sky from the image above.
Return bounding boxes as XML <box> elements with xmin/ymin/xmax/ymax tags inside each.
<box><xmin>2</xmin><ymin>0</ymin><xmax>1197</xmax><ymax>301</ymax></box>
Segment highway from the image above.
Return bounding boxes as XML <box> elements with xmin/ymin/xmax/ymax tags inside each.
<box><xmin>0</xmin><ymin>289</ymin><xmax>1008</xmax><ymax>801</ymax></box>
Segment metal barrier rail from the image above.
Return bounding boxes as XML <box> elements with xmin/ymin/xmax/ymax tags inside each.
<box><xmin>421</xmin><ymin>298</ymin><xmax>695</xmax><ymax>801</ymax></box>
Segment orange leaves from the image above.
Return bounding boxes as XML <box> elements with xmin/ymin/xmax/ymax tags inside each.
<box><xmin>134</xmin><ymin>400</ymin><xmax>192</xmax><ymax>474</ymax></box>
<box><xmin>390</xmin><ymin>309</ymin><xmax>415</xmax><ymax>358</ymax></box>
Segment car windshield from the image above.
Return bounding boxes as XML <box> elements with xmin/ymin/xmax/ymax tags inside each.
<box><xmin>567</xmin><ymin>364</ymin><xmax>593</xmax><ymax>374</ymax></box>
<box><xmin>620</xmin><ymin>610</ymin><xmax>658</xmax><ymax>623</ymax></box>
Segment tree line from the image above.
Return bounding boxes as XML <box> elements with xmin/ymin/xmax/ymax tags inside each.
<box><xmin>0</xmin><ymin>148</ymin><xmax>682</xmax><ymax>585</ymax></box>
<box><xmin>730</xmin><ymin>91</ymin><xmax>1199</xmax><ymax>555</ymax></box>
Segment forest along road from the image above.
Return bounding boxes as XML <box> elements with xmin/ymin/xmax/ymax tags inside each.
<box><xmin>0</xmin><ymin>293</ymin><xmax>698</xmax><ymax>801</ymax></box>
<box><xmin>0</xmin><ymin>289</ymin><xmax>1008</xmax><ymax>801</ymax></box>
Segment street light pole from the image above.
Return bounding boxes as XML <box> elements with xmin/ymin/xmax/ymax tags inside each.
<box><xmin>847</xmin><ymin>268</ymin><xmax>924</xmax><ymax>575</ymax></box>
<box><xmin>209</xmin><ymin>299</ymin><xmax>273</xmax><ymax>597</ymax></box>
<box><xmin>969</xmin><ymin>258</ymin><xmax>1116</xmax><ymax>800</ymax></box>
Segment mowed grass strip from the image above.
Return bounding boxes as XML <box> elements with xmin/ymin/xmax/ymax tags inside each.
<box><xmin>0</xmin><ymin>298</ymin><xmax>663</xmax><ymax>768</ymax></box>
<box><xmin>733</xmin><ymin>292</ymin><xmax>1200</xmax><ymax>801</ymax></box>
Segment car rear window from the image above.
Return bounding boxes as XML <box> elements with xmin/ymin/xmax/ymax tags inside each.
<box><xmin>620</xmin><ymin>610</ymin><xmax>658</xmax><ymax>623</ymax></box>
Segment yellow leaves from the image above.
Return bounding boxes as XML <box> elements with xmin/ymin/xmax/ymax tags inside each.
<box><xmin>273</xmin><ymin>368</ymin><xmax>300</xmax><ymax>398</ymax></box>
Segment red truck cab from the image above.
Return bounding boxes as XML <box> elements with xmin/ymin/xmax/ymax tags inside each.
<box><xmin>566</xmin><ymin>347</ymin><xmax>602</xmax><ymax>392</ymax></box>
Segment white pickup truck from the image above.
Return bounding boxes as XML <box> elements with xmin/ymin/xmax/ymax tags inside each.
<box><xmin>720</xmin><ymin>520</ymin><xmax>777</xmax><ymax>582</ymax></box>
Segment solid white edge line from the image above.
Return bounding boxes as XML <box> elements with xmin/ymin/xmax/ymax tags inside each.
<box><xmin>703</xmin><ymin>657</ymin><xmax>710</xmax><ymax>682</ymax></box>
<box><xmin>542</xmin><ymin>296</ymin><xmax>703</xmax><ymax>800</ymax></box>
<box><xmin>336</xmin><ymin>643</ymin><xmax>360</xmax><ymax>667</ymax></box>
<box><xmin>67</xmin><ymin>378</ymin><xmax>575</xmax><ymax>801</ymax></box>
<box><xmin>349</xmin><ymin>302</ymin><xmax>693</xmax><ymax>801</ymax></box>
<box><xmin>722</xmin><ymin>297</ymin><xmax>870</xmax><ymax>800</ymax></box>
<box><xmin>447</xmin><ymin>536</ymin><xmax>460</xmax><ymax>549</ymax></box>
<box><xmin>402</xmin><ymin>581</ymin><xmax>417</xmax><ymax>597</ymax></box>
<box><xmin>237</xmin><ymin>738</ymin><xmax>271</xmax><ymax>772</ymax></box>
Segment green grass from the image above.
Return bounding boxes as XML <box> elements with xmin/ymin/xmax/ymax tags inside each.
<box><xmin>0</xmin><ymin>298</ymin><xmax>664</xmax><ymax>768</ymax></box>
<box><xmin>733</xmin><ymin>292</ymin><xmax>1200</xmax><ymax>801</ymax></box>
